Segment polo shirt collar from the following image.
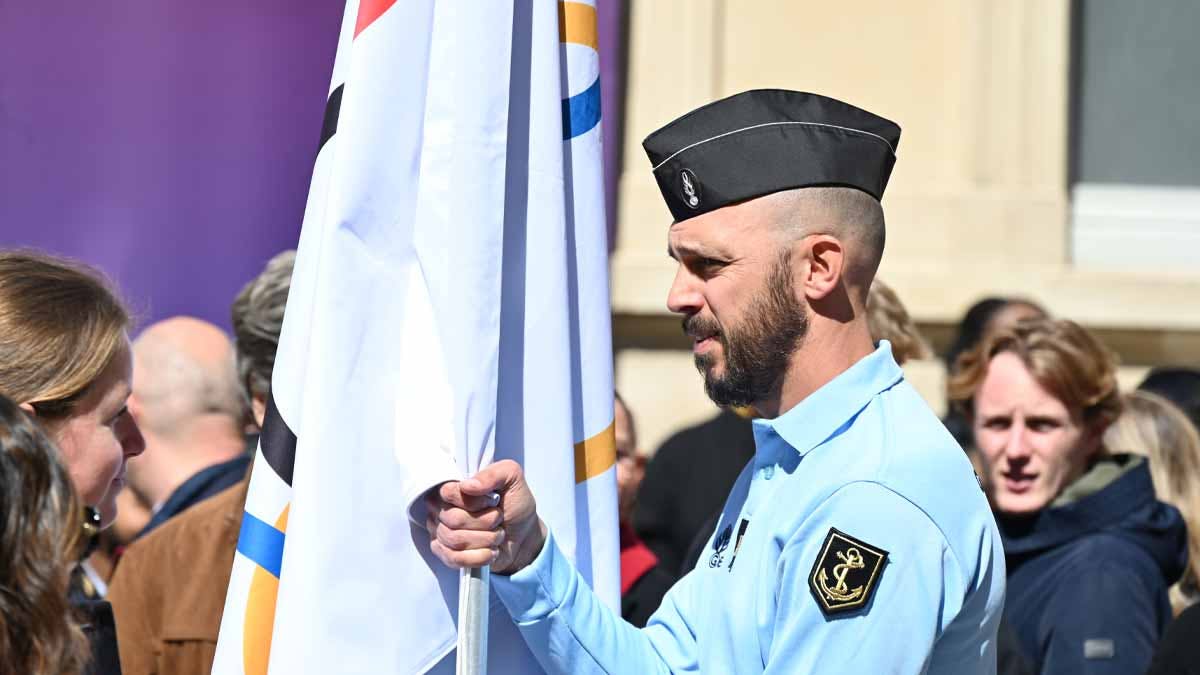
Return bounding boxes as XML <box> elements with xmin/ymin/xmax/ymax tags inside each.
<box><xmin>752</xmin><ymin>341</ymin><xmax>904</xmax><ymax>466</ymax></box>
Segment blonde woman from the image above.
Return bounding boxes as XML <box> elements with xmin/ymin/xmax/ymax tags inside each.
<box><xmin>0</xmin><ymin>251</ymin><xmax>146</xmax><ymax>675</ymax></box>
<box><xmin>1106</xmin><ymin>390</ymin><xmax>1200</xmax><ymax>613</ymax></box>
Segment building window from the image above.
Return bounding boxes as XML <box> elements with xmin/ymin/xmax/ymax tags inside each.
<box><xmin>1070</xmin><ymin>0</ymin><xmax>1200</xmax><ymax>270</ymax></box>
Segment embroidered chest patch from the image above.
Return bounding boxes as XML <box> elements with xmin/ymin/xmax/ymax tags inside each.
<box><xmin>808</xmin><ymin>527</ymin><xmax>888</xmax><ymax>616</ymax></box>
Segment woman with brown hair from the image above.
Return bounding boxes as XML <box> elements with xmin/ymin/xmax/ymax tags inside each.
<box><xmin>948</xmin><ymin>318</ymin><xmax>1188</xmax><ymax>675</ymax></box>
<box><xmin>0</xmin><ymin>393</ymin><xmax>93</xmax><ymax>675</ymax></box>
<box><xmin>1105</xmin><ymin>390</ymin><xmax>1200</xmax><ymax>612</ymax></box>
<box><xmin>0</xmin><ymin>250</ymin><xmax>147</xmax><ymax>675</ymax></box>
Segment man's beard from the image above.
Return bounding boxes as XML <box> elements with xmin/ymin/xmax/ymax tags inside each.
<box><xmin>684</xmin><ymin>254</ymin><xmax>808</xmax><ymax>408</ymax></box>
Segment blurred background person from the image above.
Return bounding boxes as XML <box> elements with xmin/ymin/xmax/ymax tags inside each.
<box><xmin>1105</xmin><ymin>390</ymin><xmax>1200</xmax><ymax>612</ymax></box>
<box><xmin>633</xmin><ymin>406</ymin><xmax>755</xmax><ymax>578</ymax></box>
<box><xmin>109</xmin><ymin>250</ymin><xmax>292</xmax><ymax>675</ymax></box>
<box><xmin>1139</xmin><ymin>367</ymin><xmax>1200</xmax><ymax>435</ymax></box>
<box><xmin>866</xmin><ymin>278</ymin><xmax>932</xmax><ymax>365</ymax></box>
<box><xmin>1146</xmin><ymin>600</ymin><xmax>1200</xmax><ymax>675</ymax></box>
<box><xmin>0</xmin><ymin>250</ymin><xmax>145</xmax><ymax>675</ymax></box>
<box><xmin>0</xmin><ymin>394</ymin><xmax>93</xmax><ymax>675</ymax></box>
<box><xmin>125</xmin><ymin>316</ymin><xmax>250</xmax><ymax>538</ymax></box>
<box><xmin>614</xmin><ymin>392</ymin><xmax>673</xmax><ymax>627</ymax></box>
<box><xmin>943</xmin><ymin>297</ymin><xmax>1049</xmax><ymax>452</ymax></box>
<box><xmin>949</xmin><ymin>318</ymin><xmax>1186</xmax><ymax>675</ymax></box>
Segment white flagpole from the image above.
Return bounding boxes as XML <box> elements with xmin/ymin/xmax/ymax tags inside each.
<box><xmin>457</xmin><ymin>567</ymin><xmax>490</xmax><ymax>675</ymax></box>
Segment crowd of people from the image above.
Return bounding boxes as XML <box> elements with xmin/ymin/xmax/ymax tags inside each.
<box><xmin>1</xmin><ymin>89</ymin><xmax>1199</xmax><ymax>675</ymax></box>
<box><xmin>1</xmin><ymin>247</ymin><xmax>1198</xmax><ymax>675</ymax></box>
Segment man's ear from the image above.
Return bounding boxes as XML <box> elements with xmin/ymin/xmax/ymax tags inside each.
<box><xmin>251</xmin><ymin>392</ymin><xmax>268</xmax><ymax>429</ymax></box>
<box><xmin>800</xmin><ymin>234</ymin><xmax>845</xmax><ymax>301</ymax></box>
<box><xmin>18</xmin><ymin>402</ymin><xmax>36</xmax><ymax>417</ymax></box>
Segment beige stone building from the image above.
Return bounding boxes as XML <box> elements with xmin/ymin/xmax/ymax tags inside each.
<box><xmin>612</xmin><ymin>0</ymin><xmax>1200</xmax><ymax>453</ymax></box>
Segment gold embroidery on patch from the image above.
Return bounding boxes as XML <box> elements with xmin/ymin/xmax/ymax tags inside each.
<box><xmin>808</xmin><ymin>528</ymin><xmax>889</xmax><ymax>616</ymax></box>
<box><xmin>816</xmin><ymin>547</ymin><xmax>866</xmax><ymax>602</ymax></box>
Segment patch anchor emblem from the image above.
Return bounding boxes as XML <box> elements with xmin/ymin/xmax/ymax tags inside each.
<box><xmin>808</xmin><ymin>528</ymin><xmax>888</xmax><ymax>616</ymax></box>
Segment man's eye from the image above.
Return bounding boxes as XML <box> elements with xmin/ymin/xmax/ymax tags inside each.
<box><xmin>1028</xmin><ymin>419</ymin><xmax>1059</xmax><ymax>432</ymax></box>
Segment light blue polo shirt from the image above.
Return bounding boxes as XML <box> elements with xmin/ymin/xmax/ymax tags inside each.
<box><xmin>493</xmin><ymin>342</ymin><xmax>1005</xmax><ymax>674</ymax></box>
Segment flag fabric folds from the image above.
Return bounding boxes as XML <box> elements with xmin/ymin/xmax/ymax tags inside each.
<box><xmin>211</xmin><ymin>0</ymin><xmax>618</xmax><ymax>673</ymax></box>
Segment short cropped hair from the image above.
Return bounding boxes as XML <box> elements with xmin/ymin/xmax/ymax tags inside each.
<box><xmin>947</xmin><ymin>318</ymin><xmax>1122</xmax><ymax>432</ymax></box>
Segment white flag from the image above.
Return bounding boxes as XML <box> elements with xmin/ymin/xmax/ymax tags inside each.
<box><xmin>212</xmin><ymin>0</ymin><xmax>619</xmax><ymax>673</ymax></box>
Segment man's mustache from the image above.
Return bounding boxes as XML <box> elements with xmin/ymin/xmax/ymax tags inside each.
<box><xmin>683</xmin><ymin>315</ymin><xmax>722</xmax><ymax>340</ymax></box>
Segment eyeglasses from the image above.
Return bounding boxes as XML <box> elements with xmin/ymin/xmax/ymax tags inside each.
<box><xmin>80</xmin><ymin>505</ymin><xmax>101</xmax><ymax>562</ymax></box>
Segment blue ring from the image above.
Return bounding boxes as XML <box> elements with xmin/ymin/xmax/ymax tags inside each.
<box><xmin>562</xmin><ymin>77</ymin><xmax>601</xmax><ymax>140</ymax></box>
<box><xmin>237</xmin><ymin>510</ymin><xmax>286</xmax><ymax>579</ymax></box>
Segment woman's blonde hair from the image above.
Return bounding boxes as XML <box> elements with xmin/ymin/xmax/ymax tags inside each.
<box><xmin>0</xmin><ymin>394</ymin><xmax>90</xmax><ymax>675</ymax></box>
<box><xmin>0</xmin><ymin>251</ymin><xmax>131</xmax><ymax>418</ymax></box>
<box><xmin>1105</xmin><ymin>390</ymin><xmax>1200</xmax><ymax>613</ymax></box>
<box><xmin>866</xmin><ymin>279</ymin><xmax>931</xmax><ymax>366</ymax></box>
<box><xmin>947</xmin><ymin>318</ymin><xmax>1122</xmax><ymax>433</ymax></box>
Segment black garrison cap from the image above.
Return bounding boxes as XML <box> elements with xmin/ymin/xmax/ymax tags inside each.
<box><xmin>642</xmin><ymin>89</ymin><xmax>901</xmax><ymax>222</ymax></box>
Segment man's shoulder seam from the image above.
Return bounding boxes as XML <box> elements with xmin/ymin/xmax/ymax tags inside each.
<box><xmin>815</xmin><ymin>480</ymin><xmax>972</xmax><ymax>581</ymax></box>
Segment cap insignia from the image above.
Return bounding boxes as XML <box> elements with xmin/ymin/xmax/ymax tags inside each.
<box><xmin>680</xmin><ymin>168</ymin><xmax>701</xmax><ymax>209</ymax></box>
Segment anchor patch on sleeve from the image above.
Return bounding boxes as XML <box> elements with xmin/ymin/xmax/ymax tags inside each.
<box><xmin>808</xmin><ymin>527</ymin><xmax>888</xmax><ymax>617</ymax></box>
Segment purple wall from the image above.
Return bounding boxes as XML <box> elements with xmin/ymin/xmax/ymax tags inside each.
<box><xmin>0</xmin><ymin>1</ymin><xmax>344</xmax><ymax>329</ymax></box>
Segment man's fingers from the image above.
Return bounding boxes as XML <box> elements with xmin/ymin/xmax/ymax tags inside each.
<box><xmin>461</xmin><ymin>459</ymin><xmax>522</xmax><ymax>497</ymax></box>
<box><xmin>435</xmin><ymin>523</ymin><xmax>506</xmax><ymax>551</ymax></box>
<box><xmin>430</xmin><ymin>540</ymin><xmax>498</xmax><ymax>569</ymax></box>
<box><xmin>437</xmin><ymin>480</ymin><xmax>500</xmax><ymax>511</ymax></box>
<box><xmin>438</xmin><ymin>506</ymin><xmax>503</xmax><ymax>531</ymax></box>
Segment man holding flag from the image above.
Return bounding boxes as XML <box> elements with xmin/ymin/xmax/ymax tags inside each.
<box><xmin>427</xmin><ymin>90</ymin><xmax>1006</xmax><ymax>673</ymax></box>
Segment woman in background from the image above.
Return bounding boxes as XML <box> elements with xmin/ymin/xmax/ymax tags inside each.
<box><xmin>1105</xmin><ymin>390</ymin><xmax>1200</xmax><ymax>613</ymax></box>
<box><xmin>0</xmin><ymin>394</ymin><xmax>93</xmax><ymax>675</ymax></box>
<box><xmin>0</xmin><ymin>250</ymin><xmax>147</xmax><ymax>675</ymax></box>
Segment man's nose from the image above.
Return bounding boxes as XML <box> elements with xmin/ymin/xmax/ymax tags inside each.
<box><xmin>666</xmin><ymin>265</ymin><xmax>703</xmax><ymax>316</ymax></box>
<box><xmin>1003</xmin><ymin>424</ymin><xmax>1032</xmax><ymax>460</ymax></box>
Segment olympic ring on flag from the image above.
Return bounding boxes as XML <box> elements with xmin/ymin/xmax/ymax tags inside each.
<box><xmin>559</xmin><ymin>1</ymin><xmax>601</xmax><ymax>140</ymax></box>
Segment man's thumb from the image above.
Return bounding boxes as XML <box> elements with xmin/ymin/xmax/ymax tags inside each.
<box><xmin>461</xmin><ymin>459</ymin><xmax>521</xmax><ymax>496</ymax></box>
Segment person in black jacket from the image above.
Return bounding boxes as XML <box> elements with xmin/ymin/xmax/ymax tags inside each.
<box><xmin>632</xmin><ymin>408</ymin><xmax>755</xmax><ymax>575</ymax></box>
<box><xmin>949</xmin><ymin>318</ymin><xmax>1188</xmax><ymax>675</ymax></box>
<box><xmin>1147</xmin><ymin>601</ymin><xmax>1200</xmax><ymax>675</ymax></box>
